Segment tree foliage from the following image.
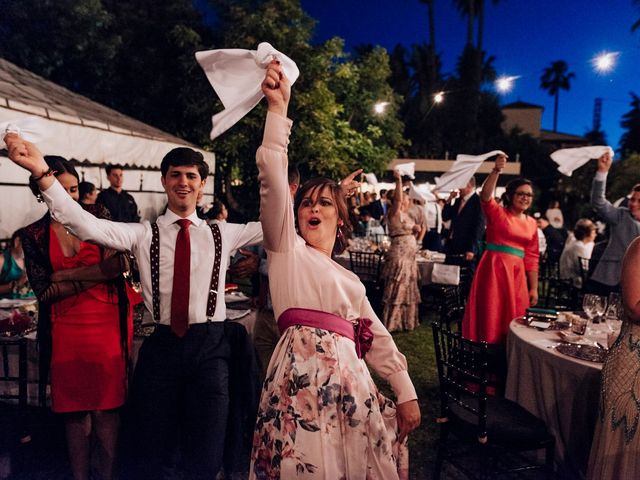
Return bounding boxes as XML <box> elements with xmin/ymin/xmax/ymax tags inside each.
<box><xmin>619</xmin><ymin>93</ymin><xmax>640</xmax><ymax>157</ymax></box>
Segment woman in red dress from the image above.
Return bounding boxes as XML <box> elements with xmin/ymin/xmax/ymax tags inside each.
<box><xmin>463</xmin><ymin>154</ymin><xmax>539</xmax><ymax>344</ymax></box>
<box><xmin>19</xmin><ymin>156</ymin><xmax>131</xmax><ymax>480</ymax></box>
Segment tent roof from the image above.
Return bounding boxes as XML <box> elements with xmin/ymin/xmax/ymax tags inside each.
<box><xmin>0</xmin><ymin>57</ymin><xmax>214</xmax><ymax>168</ymax></box>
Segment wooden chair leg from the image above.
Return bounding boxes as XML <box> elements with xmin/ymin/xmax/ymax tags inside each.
<box><xmin>545</xmin><ymin>443</ymin><xmax>555</xmax><ymax>480</ymax></box>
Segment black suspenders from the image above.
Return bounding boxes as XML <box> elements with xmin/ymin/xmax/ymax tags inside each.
<box><xmin>149</xmin><ymin>222</ymin><xmax>223</xmax><ymax>322</ymax></box>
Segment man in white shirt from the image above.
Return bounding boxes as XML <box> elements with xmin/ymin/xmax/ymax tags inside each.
<box><xmin>560</xmin><ymin>219</ymin><xmax>597</xmax><ymax>288</ymax></box>
<box><xmin>4</xmin><ymin>135</ymin><xmax>262</xmax><ymax>479</ymax></box>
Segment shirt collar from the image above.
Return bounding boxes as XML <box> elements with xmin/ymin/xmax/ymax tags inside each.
<box><xmin>157</xmin><ymin>208</ymin><xmax>204</xmax><ymax>227</ymax></box>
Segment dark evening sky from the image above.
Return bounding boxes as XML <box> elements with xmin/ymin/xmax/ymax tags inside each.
<box><xmin>301</xmin><ymin>0</ymin><xmax>640</xmax><ymax>154</ymax></box>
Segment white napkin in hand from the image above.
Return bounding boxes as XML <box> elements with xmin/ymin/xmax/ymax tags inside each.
<box><xmin>394</xmin><ymin>162</ymin><xmax>415</xmax><ymax>179</ymax></box>
<box><xmin>408</xmin><ymin>182</ymin><xmax>435</xmax><ymax>202</ymax></box>
<box><xmin>196</xmin><ymin>42</ymin><xmax>300</xmax><ymax>140</ymax></box>
<box><xmin>1</xmin><ymin>116</ymin><xmax>49</xmax><ymax>147</ymax></box>
<box><xmin>435</xmin><ymin>150</ymin><xmax>505</xmax><ymax>191</ymax></box>
<box><xmin>363</xmin><ymin>173</ymin><xmax>378</xmax><ymax>185</ymax></box>
<box><xmin>550</xmin><ymin>146</ymin><xmax>614</xmax><ymax>176</ymax></box>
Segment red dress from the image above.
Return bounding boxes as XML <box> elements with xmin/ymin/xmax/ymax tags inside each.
<box><xmin>462</xmin><ymin>199</ymin><xmax>539</xmax><ymax>344</ymax></box>
<box><xmin>49</xmin><ymin>226</ymin><xmax>131</xmax><ymax>412</ymax></box>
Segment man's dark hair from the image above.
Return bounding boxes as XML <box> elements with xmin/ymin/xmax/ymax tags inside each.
<box><xmin>29</xmin><ymin>156</ymin><xmax>79</xmax><ymax>198</ymax></box>
<box><xmin>160</xmin><ymin>148</ymin><xmax>209</xmax><ymax>180</ymax></box>
<box><xmin>288</xmin><ymin>164</ymin><xmax>301</xmax><ymax>187</ymax></box>
<box><xmin>105</xmin><ymin>164</ymin><xmax>124</xmax><ymax>175</ymax></box>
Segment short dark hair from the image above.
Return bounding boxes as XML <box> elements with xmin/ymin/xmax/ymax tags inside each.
<box><xmin>210</xmin><ymin>199</ymin><xmax>226</xmax><ymax>219</ymax></box>
<box><xmin>78</xmin><ymin>181</ymin><xmax>96</xmax><ymax>202</ymax></box>
<box><xmin>29</xmin><ymin>156</ymin><xmax>79</xmax><ymax>198</ymax></box>
<box><xmin>574</xmin><ymin>219</ymin><xmax>595</xmax><ymax>241</ymax></box>
<box><xmin>288</xmin><ymin>164</ymin><xmax>301</xmax><ymax>187</ymax></box>
<box><xmin>105</xmin><ymin>164</ymin><xmax>123</xmax><ymax>175</ymax></box>
<box><xmin>293</xmin><ymin>177</ymin><xmax>352</xmax><ymax>255</ymax></box>
<box><xmin>501</xmin><ymin>177</ymin><xmax>533</xmax><ymax>207</ymax></box>
<box><xmin>160</xmin><ymin>148</ymin><xmax>209</xmax><ymax>180</ymax></box>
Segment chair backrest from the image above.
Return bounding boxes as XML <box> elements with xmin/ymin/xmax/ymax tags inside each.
<box><xmin>578</xmin><ymin>257</ymin><xmax>590</xmax><ymax>285</ymax></box>
<box><xmin>349</xmin><ymin>250</ymin><xmax>383</xmax><ymax>284</ymax></box>
<box><xmin>432</xmin><ymin>322</ymin><xmax>489</xmax><ymax>440</ymax></box>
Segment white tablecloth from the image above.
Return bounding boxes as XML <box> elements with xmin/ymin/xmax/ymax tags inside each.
<box><xmin>506</xmin><ymin>319</ymin><xmax>602</xmax><ymax>477</ymax></box>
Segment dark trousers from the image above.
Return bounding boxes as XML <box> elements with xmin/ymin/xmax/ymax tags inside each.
<box><xmin>423</xmin><ymin>228</ymin><xmax>443</xmax><ymax>252</ymax></box>
<box><xmin>130</xmin><ymin>322</ymin><xmax>230</xmax><ymax>480</ymax></box>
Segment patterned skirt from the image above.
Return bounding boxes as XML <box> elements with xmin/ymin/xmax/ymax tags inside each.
<box><xmin>382</xmin><ymin>235</ymin><xmax>421</xmax><ymax>332</ymax></box>
<box><xmin>249</xmin><ymin>324</ymin><xmax>408</xmax><ymax>479</ymax></box>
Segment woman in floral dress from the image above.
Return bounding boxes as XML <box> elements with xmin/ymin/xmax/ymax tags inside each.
<box><xmin>382</xmin><ymin>171</ymin><xmax>421</xmax><ymax>332</ymax></box>
<box><xmin>587</xmin><ymin>237</ymin><xmax>640</xmax><ymax>479</ymax></box>
<box><xmin>249</xmin><ymin>61</ymin><xmax>421</xmax><ymax>479</ymax></box>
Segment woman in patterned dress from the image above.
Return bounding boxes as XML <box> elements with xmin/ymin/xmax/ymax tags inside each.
<box><xmin>587</xmin><ymin>237</ymin><xmax>640</xmax><ymax>479</ymax></box>
<box><xmin>381</xmin><ymin>171</ymin><xmax>421</xmax><ymax>332</ymax></box>
<box><xmin>249</xmin><ymin>61</ymin><xmax>421</xmax><ymax>479</ymax></box>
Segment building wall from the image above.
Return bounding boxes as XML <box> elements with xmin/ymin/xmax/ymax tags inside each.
<box><xmin>501</xmin><ymin>108</ymin><xmax>543</xmax><ymax>137</ymax></box>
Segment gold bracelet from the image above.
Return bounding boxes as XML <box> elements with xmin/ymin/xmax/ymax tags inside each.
<box><xmin>30</xmin><ymin>167</ymin><xmax>54</xmax><ymax>182</ymax></box>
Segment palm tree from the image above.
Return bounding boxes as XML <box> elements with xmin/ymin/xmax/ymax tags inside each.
<box><xmin>418</xmin><ymin>0</ymin><xmax>437</xmax><ymax>51</ymax></box>
<box><xmin>476</xmin><ymin>0</ymin><xmax>502</xmax><ymax>52</ymax></box>
<box><xmin>632</xmin><ymin>0</ymin><xmax>640</xmax><ymax>32</ymax></box>
<box><xmin>453</xmin><ymin>0</ymin><xmax>476</xmax><ymax>46</ymax></box>
<box><xmin>540</xmin><ymin>60</ymin><xmax>576</xmax><ymax>132</ymax></box>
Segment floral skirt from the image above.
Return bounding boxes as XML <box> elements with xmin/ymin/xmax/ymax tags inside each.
<box><xmin>382</xmin><ymin>235</ymin><xmax>420</xmax><ymax>332</ymax></box>
<box><xmin>249</xmin><ymin>324</ymin><xmax>408</xmax><ymax>479</ymax></box>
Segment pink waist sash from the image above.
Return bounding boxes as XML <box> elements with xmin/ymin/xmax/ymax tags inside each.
<box><xmin>277</xmin><ymin>308</ymin><xmax>373</xmax><ymax>359</ymax></box>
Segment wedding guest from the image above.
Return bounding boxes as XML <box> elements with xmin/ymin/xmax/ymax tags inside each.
<box><xmin>250</xmin><ymin>60</ymin><xmax>420</xmax><ymax>480</ymax></box>
<box><xmin>0</xmin><ymin>232</ymin><xmax>29</xmax><ymax>299</ymax></box>
<box><xmin>559</xmin><ymin>219</ymin><xmax>597</xmax><ymax>288</ymax></box>
<box><xmin>587</xmin><ymin>236</ymin><xmax>640</xmax><ymax>479</ymax></box>
<box><xmin>536</xmin><ymin>216</ymin><xmax>566</xmax><ymax>263</ymax></box>
<box><xmin>78</xmin><ymin>181</ymin><xmax>97</xmax><ymax>205</ymax></box>
<box><xmin>463</xmin><ymin>155</ymin><xmax>539</xmax><ymax>344</ymax></box>
<box><xmin>4</xmin><ymin>135</ymin><xmax>262</xmax><ymax>479</ymax></box>
<box><xmin>17</xmin><ymin>155</ymin><xmax>131</xmax><ymax>480</ymax></box>
<box><xmin>96</xmin><ymin>165</ymin><xmax>140</xmax><ymax>222</ymax></box>
<box><xmin>382</xmin><ymin>171</ymin><xmax>421</xmax><ymax>332</ymax></box>
<box><xmin>545</xmin><ymin>199</ymin><xmax>564</xmax><ymax>229</ymax></box>
<box><xmin>587</xmin><ymin>151</ymin><xmax>640</xmax><ymax>295</ymax></box>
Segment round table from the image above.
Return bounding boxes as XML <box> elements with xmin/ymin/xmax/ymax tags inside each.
<box><xmin>505</xmin><ymin>319</ymin><xmax>603</xmax><ymax>478</ymax></box>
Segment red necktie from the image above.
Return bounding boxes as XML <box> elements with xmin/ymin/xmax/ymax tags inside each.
<box><xmin>171</xmin><ymin>219</ymin><xmax>191</xmax><ymax>337</ymax></box>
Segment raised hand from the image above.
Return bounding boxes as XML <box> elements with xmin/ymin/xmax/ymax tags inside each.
<box><xmin>596</xmin><ymin>151</ymin><xmax>612</xmax><ymax>173</ymax></box>
<box><xmin>339</xmin><ymin>168</ymin><xmax>363</xmax><ymax>198</ymax></box>
<box><xmin>4</xmin><ymin>133</ymin><xmax>48</xmax><ymax>175</ymax></box>
<box><xmin>261</xmin><ymin>60</ymin><xmax>291</xmax><ymax>117</ymax></box>
<box><xmin>493</xmin><ymin>154</ymin><xmax>508</xmax><ymax>173</ymax></box>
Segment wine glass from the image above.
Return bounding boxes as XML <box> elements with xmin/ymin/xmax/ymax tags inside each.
<box><xmin>582</xmin><ymin>294</ymin><xmax>598</xmax><ymax>321</ymax></box>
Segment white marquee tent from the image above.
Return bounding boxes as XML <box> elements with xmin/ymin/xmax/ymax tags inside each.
<box><xmin>0</xmin><ymin>57</ymin><xmax>215</xmax><ymax>239</ymax></box>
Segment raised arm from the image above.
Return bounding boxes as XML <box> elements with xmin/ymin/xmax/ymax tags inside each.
<box><xmin>256</xmin><ymin>61</ymin><xmax>296</xmax><ymax>253</ymax></box>
<box><xmin>4</xmin><ymin>134</ymin><xmax>143</xmax><ymax>251</ymax></box>
<box><xmin>388</xmin><ymin>170</ymin><xmax>403</xmax><ymax>217</ymax></box>
<box><xmin>480</xmin><ymin>154</ymin><xmax>507</xmax><ymax>202</ymax></box>
<box><xmin>591</xmin><ymin>152</ymin><xmax>622</xmax><ymax>224</ymax></box>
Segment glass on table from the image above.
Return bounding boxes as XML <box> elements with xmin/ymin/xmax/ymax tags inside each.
<box><xmin>583</xmin><ymin>294</ymin><xmax>607</xmax><ymax>324</ymax></box>
<box><xmin>571</xmin><ymin>314</ymin><xmax>588</xmax><ymax>335</ymax></box>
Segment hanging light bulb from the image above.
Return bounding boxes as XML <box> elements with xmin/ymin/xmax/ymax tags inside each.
<box><xmin>591</xmin><ymin>51</ymin><xmax>620</xmax><ymax>74</ymax></box>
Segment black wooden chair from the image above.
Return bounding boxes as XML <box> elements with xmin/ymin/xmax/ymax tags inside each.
<box><xmin>431</xmin><ymin>322</ymin><xmax>555</xmax><ymax>479</ymax></box>
<box><xmin>349</xmin><ymin>250</ymin><xmax>384</xmax><ymax>311</ymax></box>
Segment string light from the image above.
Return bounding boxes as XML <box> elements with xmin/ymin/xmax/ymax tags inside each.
<box><xmin>433</xmin><ymin>91</ymin><xmax>445</xmax><ymax>104</ymax></box>
<box><xmin>374</xmin><ymin>101</ymin><xmax>389</xmax><ymax>114</ymax></box>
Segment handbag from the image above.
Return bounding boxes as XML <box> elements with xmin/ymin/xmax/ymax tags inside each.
<box><xmin>431</xmin><ymin>263</ymin><xmax>460</xmax><ymax>286</ymax></box>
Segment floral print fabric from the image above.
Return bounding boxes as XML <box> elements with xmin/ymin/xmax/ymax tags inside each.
<box><xmin>250</xmin><ymin>324</ymin><xmax>408</xmax><ymax>479</ymax></box>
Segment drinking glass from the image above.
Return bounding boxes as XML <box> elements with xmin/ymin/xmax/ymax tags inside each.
<box><xmin>583</xmin><ymin>294</ymin><xmax>607</xmax><ymax>324</ymax></box>
<box><xmin>605</xmin><ymin>292</ymin><xmax>623</xmax><ymax>320</ymax></box>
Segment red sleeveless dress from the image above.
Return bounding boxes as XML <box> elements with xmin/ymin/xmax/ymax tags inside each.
<box><xmin>49</xmin><ymin>226</ymin><xmax>131</xmax><ymax>412</ymax></box>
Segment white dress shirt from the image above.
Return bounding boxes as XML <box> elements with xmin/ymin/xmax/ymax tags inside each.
<box><xmin>42</xmin><ymin>180</ymin><xmax>262</xmax><ymax>324</ymax></box>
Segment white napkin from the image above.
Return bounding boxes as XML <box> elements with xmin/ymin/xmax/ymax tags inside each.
<box><xmin>1</xmin><ymin>116</ymin><xmax>49</xmax><ymax>147</ymax></box>
<box><xmin>408</xmin><ymin>182</ymin><xmax>435</xmax><ymax>202</ymax></box>
<box><xmin>363</xmin><ymin>173</ymin><xmax>378</xmax><ymax>185</ymax></box>
<box><xmin>434</xmin><ymin>150</ymin><xmax>505</xmax><ymax>191</ymax></box>
<box><xmin>550</xmin><ymin>146</ymin><xmax>614</xmax><ymax>176</ymax></box>
<box><xmin>196</xmin><ymin>42</ymin><xmax>300</xmax><ymax>140</ymax></box>
<box><xmin>394</xmin><ymin>162</ymin><xmax>415</xmax><ymax>179</ymax></box>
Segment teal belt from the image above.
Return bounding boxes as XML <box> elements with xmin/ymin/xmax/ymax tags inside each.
<box><xmin>485</xmin><ymin>243</ymin><xmax>525</xmax><ymax>258</ymax></box>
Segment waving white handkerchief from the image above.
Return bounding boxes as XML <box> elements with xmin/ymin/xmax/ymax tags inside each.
<box><xmin>363</xmin><ymin>173</ymin><xmax>378</xmax><ymax>185</ymax></box>
<box><xmin>550</xmin><ymin>146</ymin><xmax>614</xmax><ymax>176</ymax></box>
<box><xmin>196</xmin><ymin>42</ymin><xmax>300</xmax><ymax>140</ymax></box>
<box><xmin>408</xmin><ymin>182</ymin><xmax>436</xmax><ymax>202</ymax></box>
<box><xmin>1</xmin><ymin>116</ymin><xmax>49</xmax><ymax>147</ymax></box>
<box><xmin>394</xmin><ymin>162</ymin><xmax>415</xmax><ymax>179</ymax></box>
<box><xmin>435</xmin><ymin>150</ymin><xmax>505</xmax><ymax>191</ymax></box>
